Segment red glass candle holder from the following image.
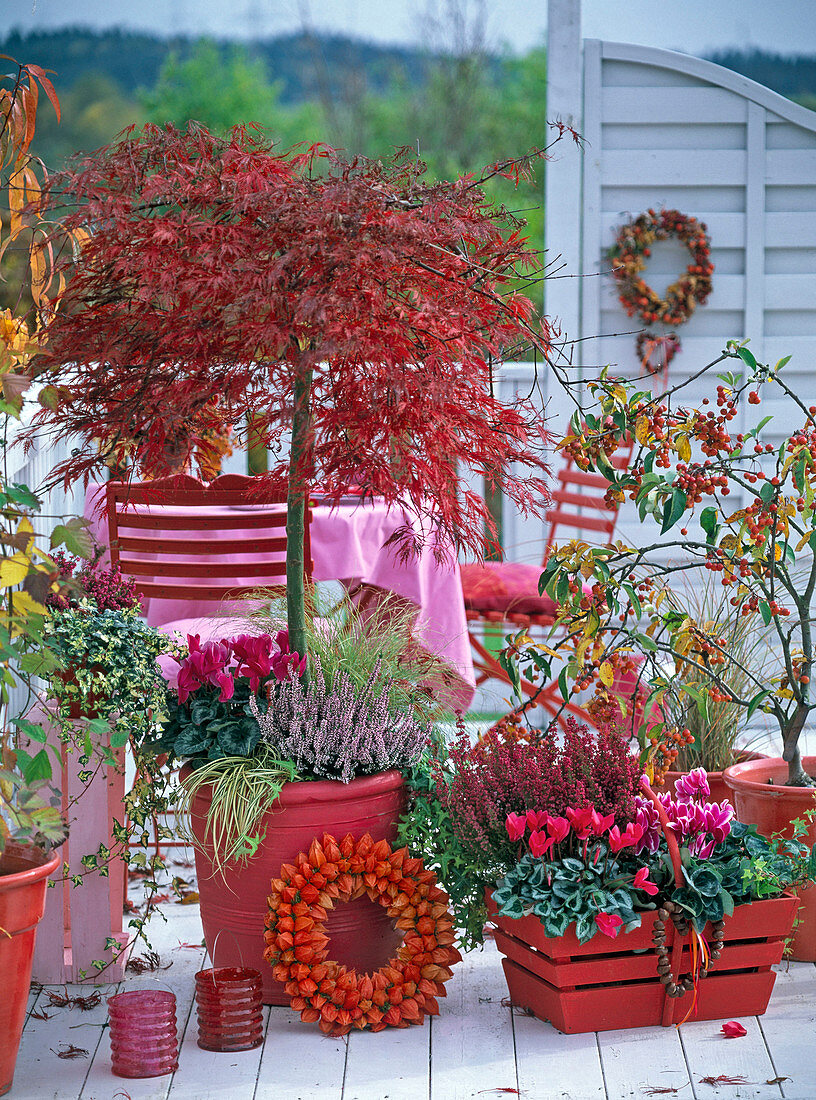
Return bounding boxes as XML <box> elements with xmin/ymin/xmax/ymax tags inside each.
<box><xmin>107</xmin><ymin>989</ymin><xmax>179</xmax><ymax>1078</ymax></box>
<box><xmin>194</xmin><ymin>966</ymin><xmax>263</xmax><ymax>1052</ymax></box>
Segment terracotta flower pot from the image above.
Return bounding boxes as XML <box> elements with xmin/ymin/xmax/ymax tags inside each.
<box><xmin>487</xmin><ymin>889</ymin><xmax>797</xmax><ymax>1033</ymax></box>
<box><xmin>0</xmin><ymin>842</ymin><xmax>61</xmax><ymax>1096</ymax></box>
<box><xmin>656</xmin><ymin>750</ymin><xmax>767</xmax><ymax>804</ymax></box>
<box><xmin>724</xmin><ymin>755</ymin><xmax>816</xmax><ymax>961</ymax></box>
<box><xmin>183</xmin><ymin>766</ymin><xmax>407</xmax><ymax>1004</ymax></box>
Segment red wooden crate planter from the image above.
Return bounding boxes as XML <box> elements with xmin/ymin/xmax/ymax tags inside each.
<box><xmin>486</xmin><ymin>891</ymin><xmax>798</xmax><ymax>1034</ymax></box>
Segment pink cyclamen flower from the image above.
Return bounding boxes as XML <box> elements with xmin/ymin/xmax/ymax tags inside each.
<box><xmin>271</xmin><ymin>649</ymin><xmax>306</xmax><ymax>681</ymax></box>
<box><xmin>633</xmin><ymin>867</ymin><xmax>659</xmax><ymax>896</ymax></box>
<box><xmin>526</xmin><ymin>809</ymin><xmax>550</xmax><ymax>832</ymax></box>
<box><xmin>595</xmin><ymin>913</ymin><xmax>623</xmax><ymax>938</ymax></box>
<box><xmin>590</xmin><ymin>810</ymin><xmax>615</xmax><ymax>836</ymax></box>
<box><xmin>633</xmin><ymin>797</ymin><xmax>661</xmax><ymax>855</ymax></box>
<box><xmin>529</xmin><ymin>830</ymin><xmax>554</xmax><ymax>859</ymax></box>
<box><xmin>213</xmin><ymin>670</ymin><xmax>235</xmax><ymax>702</ymax></box>
<box><xmin>674</xmin><ymin>767</ymin><xmax>711</xmax><ymax>802</ymax></box>
<box><xmin>566</xmin><ymin>806</ymin><xmax>595</xmax><ymax>839</ymax></box>
<box><xmin>701</xmin><ymin>801</ymin><xmax>734</xmax><ymax>843</ymax></box>
<box><xmin>688</xmin><ymin>835</ymin><xmax>716</xmax><ymax>860</ymax></box>
<box><xmin>505</xmin><ymin>813</ymin><xmax>527</xmax><ymax>841</ymax></box>
<box><xmin>231</xmin><ymin>633</ymin><xmax>275</xmax><ymax>691</ymax></box>
<box><xmin>546</xmin><ymin>816</ymin><xmax>571</xmax><ymax>844</ymax></box>
<box><xmin>608</xmin><ymin>822</ymin><xmax>645</xmax><ymax>854</ymax></box>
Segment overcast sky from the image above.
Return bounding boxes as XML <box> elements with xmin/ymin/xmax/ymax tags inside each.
<box><xmin>4</xmin><ymin>0</ymin><xmax>816</xmax><ymax>57</ymax></box>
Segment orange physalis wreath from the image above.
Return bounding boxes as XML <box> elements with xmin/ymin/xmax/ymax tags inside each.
<box><xmin>264</xmin><ymin>832</ymin><xmax>462</xmax><ymax>1037</ymax></box>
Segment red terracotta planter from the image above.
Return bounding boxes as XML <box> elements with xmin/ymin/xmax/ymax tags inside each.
<box><xmin>0</xmin><ymin>842</ymin><xmax>61</xmax><ymax>1096</ymax></box>
<box><xmin>185</xmin><ymin>767</ymin><xmax>407</xmax><ymax>1005</ymax></box>
<box><xmin>487</xmin><ymin>891</ymin><xmax>797</xmax><ymax>1034</ymax></box>
<box><xmin>655</xmin><ymin>751</ymin><xmax>766</xmax><ymax>805</ymax></box>
<box><xmin>724</xmin><ymin>754</ymin><xmax>816</xmax><ymax>961</ymax></box>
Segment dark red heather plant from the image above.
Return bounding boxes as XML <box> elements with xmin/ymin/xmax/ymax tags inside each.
<box><xmin>436</xmin><ymin>719</ymin><xmax>641</xmax><ymax>876</ymax></box>
<box><xmin>32</xmin><ymin>124</ymin><xmax>568</xmax><ymax>654</ymax></box>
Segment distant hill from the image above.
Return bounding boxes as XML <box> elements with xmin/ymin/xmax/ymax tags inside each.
<box><xmin>0</xmin><ymin>27</ymin><xmax>429</xmax><ymax>104</ymax></box>
<box><xmin>703</xmin><ymin>49</ymin><xmax>816</xmax><ymax>103</ymax></box>
<box><xmin>1</xmin><ymin>28</ymin><xmax>814</xmax><ymax>110</ymax></box>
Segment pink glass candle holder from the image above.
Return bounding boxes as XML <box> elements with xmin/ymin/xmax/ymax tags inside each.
<box><xmin>194</xmin><ymin>966</ymin><xmax>263</xmax><ymax>1052</ymax></box>
<box><xmin>107</xmin><ymin>989</ymin><xmax>179</xmax><ymax>1078</ymax></box>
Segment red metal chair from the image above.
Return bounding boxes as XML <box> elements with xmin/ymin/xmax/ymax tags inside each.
<box><xmin>106</xmin><ymin>473</ymin><xmax>312</xmax><ymax>608</ymax></box>
<box><xmin>107</xmin><ymin>473</ymin><xmax>313</xmax><ymax>862</ymax></box>
<box><xmin>460</xmin><ymin>439</ymin><xmax>635</xmax><ymax>728</ymax></box>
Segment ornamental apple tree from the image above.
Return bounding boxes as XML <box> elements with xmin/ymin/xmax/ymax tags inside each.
<box><xmin>508</xmin><ymin>344</ymin><xmax>816</xmax><ymax>788</ymax></box>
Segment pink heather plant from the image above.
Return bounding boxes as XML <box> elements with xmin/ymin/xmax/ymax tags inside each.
<box><xmin>46</xmin><ymin>549</ymin><xmax>140</xmax><ymax>612</ymax></box>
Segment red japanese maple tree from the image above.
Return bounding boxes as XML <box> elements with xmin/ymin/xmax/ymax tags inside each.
<box><xmin>37</xmin><ymin>124</ymin><xmax>561</xmax><ymax>653</ymax></box>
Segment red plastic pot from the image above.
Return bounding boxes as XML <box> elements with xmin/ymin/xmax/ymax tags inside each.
<box><xmin>724</xmin><ymin>754</ymin><xmax>816</xmax><ymax>961</ymax></box>
<box><xmin>656</xmin><ymin>750</ymin><xmax>767</xmax><ymax>804</ymax></box>
<box><xmin>487</xmin><ymin>890</ymin><xmax>797</xmax><ymax>1033</ymax></box>
<box><xmin>0</xmin><ymin>842</ymin><xmax>61</xmax><ymax>1097</ymax></box>
<box><xmin>184</xmin><ymin>767</ymin><xmax>406</xmax><ymax>1005</ymax></box>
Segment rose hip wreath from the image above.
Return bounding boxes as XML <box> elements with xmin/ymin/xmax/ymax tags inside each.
<box><xmin>607</xmin><ymin>208</ymin><xmax>713</xmax><ymax>328</ymax></box>
<box><xmin>265</xmin><ymin>832</ymin><xmax>462</xmax><ymax>1037</ymax></box>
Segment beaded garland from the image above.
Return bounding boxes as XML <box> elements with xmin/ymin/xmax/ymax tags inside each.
<box><xmin>264</xmin><ymin>831</ymin><xmax>462</xmax><ymax>1037</ymax></box>
<box><xmin>607</xmin><ymin>208</ymin><xmax>714</xmax><ymax>328</ymax></box>
<box><xmin>652</xmin><ymin>899</ymin><xmax>723</xmax><ymax>998</ymax></box>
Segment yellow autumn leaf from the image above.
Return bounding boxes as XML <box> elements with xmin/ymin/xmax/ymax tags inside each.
<box><xmin>9</xmin><ymin>590</ymin><xmax>46</xmax><ymax>617</ymax></box>
<box><xmin>582</xmin><ymin>607</ymin><xmax>601</xmax><ymax>638</ymax></box>
<box><xmin>796</xmin><ymin>531</ymin><xmax>811</xmax><ymax>552</ymax></box>
<box><xmin>635</xmin><ymin>416</ymin><xmax>650</xmax><ymax>445</ymax></box>
<box><xmin>674</xmin><ymin>632</ymin><xmax>694</xmax><ymax>656</ymax></box>
<box><xmin>0</xmin><ymin>553</ymin><xmax>30</xmax><ymax>588</ymax></box>
<box><xmin>675</xmin><ymin>434</ymin><xmax>691</xmax><ymax>462</ymax></box>
<box><xmin>599</xmin><ymin>661</ymin><xmax>614</xmax><ymax>688</ymax></box>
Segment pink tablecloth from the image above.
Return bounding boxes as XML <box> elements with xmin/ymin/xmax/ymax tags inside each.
<box><xmin>83</xmin><ymin>484</ymin><xmax>475</xmax><ymax>711</ymax></box>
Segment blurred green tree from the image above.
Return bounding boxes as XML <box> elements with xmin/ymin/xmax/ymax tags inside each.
<box><xmin>140</xmin><ymin>38</ymin><xmax>322</xmax><ymax>147</ymax></box>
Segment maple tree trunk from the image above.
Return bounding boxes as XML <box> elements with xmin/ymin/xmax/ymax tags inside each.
<box><xmin>286</xmin><ymin>356</ymin><xmax>313</xmax><ymax>666</ymax></box>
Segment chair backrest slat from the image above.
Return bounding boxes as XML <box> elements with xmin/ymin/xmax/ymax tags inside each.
<box><xmin>106</xmin><ymin>474</ymin><xmax>311</xmax><ymax>602</ymax></box>
<box><xmin>543</xmin><ymin>436</ymin><xmax>635</xmax><ymax>557</ymax></box>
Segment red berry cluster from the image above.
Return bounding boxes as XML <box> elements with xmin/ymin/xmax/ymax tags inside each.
<box><xmin>648</xmin><ymin>724</ymin><xmax>695</xmax><ymax>784</ymax></box>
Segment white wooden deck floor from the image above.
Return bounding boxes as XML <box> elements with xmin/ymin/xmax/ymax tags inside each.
<box><xmin>14</xmin><ymin>858</ymin><xmax>816</xmax><ymax>1100</ymax></box>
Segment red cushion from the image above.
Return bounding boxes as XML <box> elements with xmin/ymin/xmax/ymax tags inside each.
<box><xmin>460</xmin><ymin>562</ymin><xmax>557</xmax><ymax>617</ymax></box>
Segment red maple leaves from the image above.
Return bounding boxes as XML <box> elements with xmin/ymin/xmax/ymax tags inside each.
<box><xmin>37</xmin><ymin>125</ymin><xmax>561</xmax><ymax>559</ymax></box>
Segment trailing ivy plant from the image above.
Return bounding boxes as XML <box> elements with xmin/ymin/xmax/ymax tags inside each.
<box><xmin>396</xmin><ymin>726</ymin><xmax>492</xmax><ymax>952</ymax></box>
<box><xmin>45</xmin><ymin>603</ymin><xmax>169</xmax><ymax>749</ymax></box>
